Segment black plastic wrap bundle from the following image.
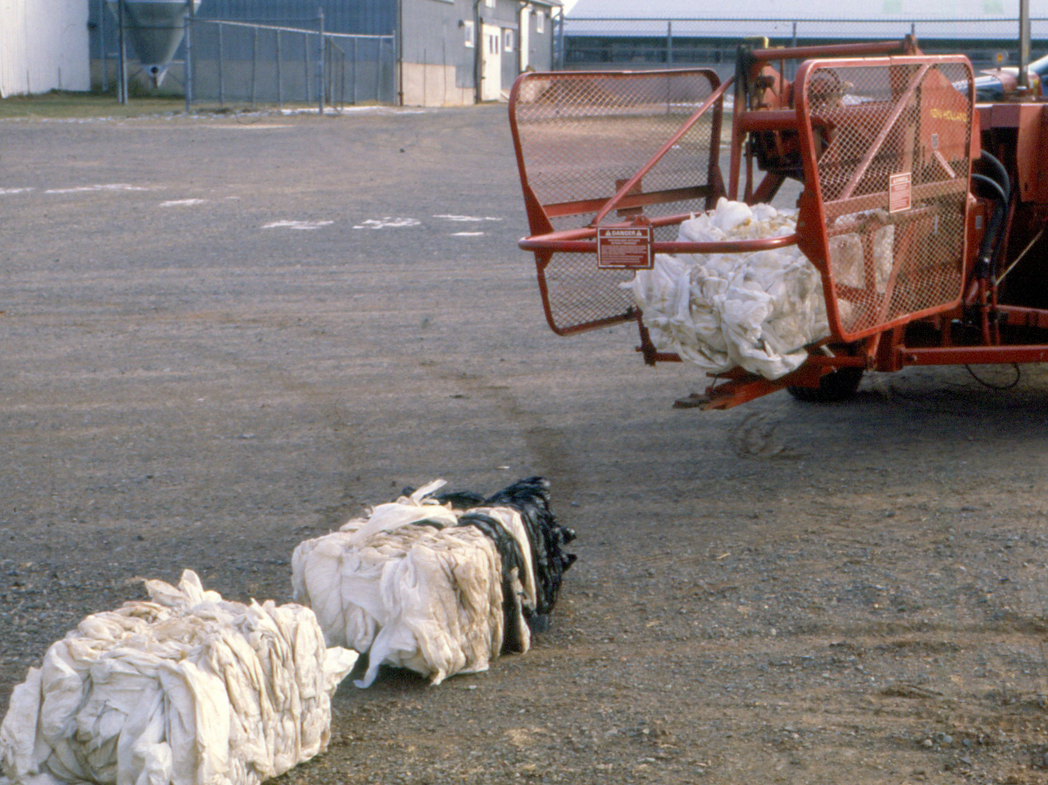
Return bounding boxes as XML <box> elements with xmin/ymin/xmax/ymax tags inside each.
<box><xmin>483</xmin><ymin>477</ymin><xmax>577</xmax><ymax>632</ymax></box>
<box><xmin>414</xmin><ymin>476</ymin><xmax>577</xmax><ymax>634</ymax></box>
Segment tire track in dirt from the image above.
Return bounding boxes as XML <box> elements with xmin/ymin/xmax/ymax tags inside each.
<box><xmin>175</xmin><ymin>337</ymin><xmax>372</xmax><ymax>531</ymax></box>
<box><xmin>415</xmin><ymin>358</ymin><xmax>583</xmax><ymax>502</ymax></box>
<box><xmin>728</xmin><ymin>409</ymin><xmax>805</xmax><ymax>460</ymax></box>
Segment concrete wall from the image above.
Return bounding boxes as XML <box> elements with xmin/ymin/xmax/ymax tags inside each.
<box><xmin>400</xmin><ymin>61</ymin><xmax>473</xmax><ymax>105</ymax></box>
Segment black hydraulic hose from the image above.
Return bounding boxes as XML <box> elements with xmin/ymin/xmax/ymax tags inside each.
<box><xmin>977</xmin><ymin>149</ymin><xmax>1011</xmax><ymax>201</ymax></box>
<box><xmin>976</xmin><ymin>150</ymin><xmax>1012</xmax><ymax>279</ymax></box>
<box><xmin>971</xmin><ymin>172</ymin><xmax>1007</xmax><ymax>280</ymax></box>
<box><xmin>735</xmin><ymin>44</ymin><xmax>754</xmax><ymax>105</ymax></box>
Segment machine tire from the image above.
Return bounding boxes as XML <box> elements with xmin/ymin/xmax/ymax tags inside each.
<box><xmin>787</xmin><ymin>366</ymin><xmax>864</xmax><ymax>403</ymax></box>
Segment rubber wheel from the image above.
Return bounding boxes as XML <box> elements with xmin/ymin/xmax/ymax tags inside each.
<box><xmin>787</xmin><ymin>366</ymin><xmax>864</xmax><ymax>403</ymax></box>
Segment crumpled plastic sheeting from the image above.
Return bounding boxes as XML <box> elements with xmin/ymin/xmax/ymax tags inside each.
<box><xmin>828</xmin><ymin>211</ymin><xmax>895</xmax><ymax>330</ymax></box>
<box><xmin>291</xmin><ymin>481</ymin><xmax>538</xmax><ymax>689</ymax></box>
<box><xmin>0</xmin><ymin>570</ymin><xmax>358</xmax><ymax>785</ymax></box>
<box><xmin>623</xmin><ymin>197</ymin><xmax>830</xmax><ymax>380</ymax></box>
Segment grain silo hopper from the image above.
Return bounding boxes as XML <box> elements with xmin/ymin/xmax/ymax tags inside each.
<box><xmin>108</xmin><ymin>0</ymin><xmax>201</xmax><ymax>87</ymax></box>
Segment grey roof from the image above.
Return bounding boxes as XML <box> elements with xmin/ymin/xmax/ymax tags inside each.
<box><xmin>567</xmin><ymin>0</ymin><xmax>1046</xmax><ymax>20</ymax></box>
<box><xmin>565</xmin><ymin>0</ymin><xmax>1048</xmax><ymax>41</ymax></box>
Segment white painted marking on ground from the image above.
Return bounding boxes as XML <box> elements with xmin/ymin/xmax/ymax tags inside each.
<box><xmin>352</xmin><ymin>217</ymin><xmax>421</xmax><ymax>230</ymax></box>
<box><xmin>453</xmin><ymin>232</ymin><xmax>485</xmax><ymax>237</ymax></box>
<box><xmin>262</xmin><ymin>220</ymin><xmax>334</xmax><ymax>230</ymax></box>
<box><xmin>207</xmin><ymin>124</ymin><xmax>294</xmax><ymax>130</ymax></box>
<box><xmin>160</xmin><ymin>198</ymin><xmax>207</xmax><ymax>207</ymax></box>
<box><xmin>45</xmin><ymin>184</ymin><xmax>155</xmax><ymax>194</ymax></box>
<box><xmin>434</xmin><ymin>214</ymin><xmax>503</xmax><ymax>222</ymax></box>
<box><xmin>279</xmin><ymin>107</ymin><xmax>428</xmax><ymax>116</ymax></box>
<box><xmin>0</xmin><ymin>188</ymin><xmax>32</xmax><ymax>195</ymax></box>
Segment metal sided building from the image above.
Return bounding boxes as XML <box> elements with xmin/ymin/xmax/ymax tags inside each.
<box><xmin>1</xmin><ymin>0</ymin><xmax>90</xmax><ymax>96</ymax></box>
<box><xmin>399</xmin><ymin>0</ymin><xmax>561</xmax><ymax>106</ymax></box>
<box><xmin>563</xmin><ymin>0</ymin><xmax>1048</xmax><ymax>76</ymax></box>
<box><xmin>87</xmin><ymin>0</ymin><xmax>561</xmax><ymax>106</ymax></box>
<box><xmin>189</xmin><ymin>0</ymin><xmax>563</xmax><ymax>102</ymax></box>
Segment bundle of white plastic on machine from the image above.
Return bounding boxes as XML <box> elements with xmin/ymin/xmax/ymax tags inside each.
<box><xmin>623</xmin><ymin>198</ymin><xmax>831</xmax><ymax>380</ymax></box>
<box><xmin>0</xmin><ymin>570</ymin><xmax>358</xmax><ymax>785</ymax></box>
<box><xmin>291</xmin><ymin>477</ymin><xmax>575</xmax><ymax>688</ymax></box>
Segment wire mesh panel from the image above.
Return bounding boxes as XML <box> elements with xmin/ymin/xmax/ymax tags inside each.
<box><xmin>509</xmin><ymin>70</ymin><xmax>723</xmax><ymax>335</ymax></box>
<box><xmin>795</xmin><ymin>56</ymin><xmax>974</xmax><ymax>341</ymax></box>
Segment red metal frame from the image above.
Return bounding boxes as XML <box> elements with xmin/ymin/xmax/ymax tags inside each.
<box><xmin>509</xmin><ymin>38</ymin><xmax>1048</xmax><ymax>410</ymax></box>
<box><xmin>508</xmin><ymin>69</ymin><xmax>729</xmax><ymax>336</ymax></box>
<box><xmin>792</xmin><ymin>55</ymin><xmax>975</xmax><ymax>342</ymax></box>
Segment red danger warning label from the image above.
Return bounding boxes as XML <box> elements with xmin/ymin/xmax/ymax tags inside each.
<box><xmin>889</xmin><ymin>172</ymin><xmax>912</xmax><ymax>213</ymax></box>
<box><xmin>596</xmin><ymin>226</ymin><xmax>654</xmax><ymax>269</ymax></box>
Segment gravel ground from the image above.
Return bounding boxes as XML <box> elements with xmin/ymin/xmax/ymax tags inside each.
<box><xmin>2</xmin><ymin>103</ymin><xmax>1048</xmax><ymax>785</ymax></box>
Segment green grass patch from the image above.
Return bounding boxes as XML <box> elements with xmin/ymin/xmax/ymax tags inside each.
<box><xmin>0</xmin><ymin>90</ymin><xmax>187</xmax><ymax>120</ymax></box>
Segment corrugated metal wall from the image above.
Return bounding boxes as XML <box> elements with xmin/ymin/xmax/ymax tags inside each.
<box><xmin>400</xmin><ymin>0</ymin><xmax>473</xmax><ymax>78</ymax></box>
<box><xmin>88</xmin><ymin>0</ymin><xmax>394</xmax><ymax>77</ymax></box>
<box><xmin>89</xmin><ymin>0</ymin><xmax>394</xmax><ymax>55</ymax></box>
<box><xmin>198</xmin><ymin>0</ymin><xmax>394</xmax><ymax>34</ymax></box>
<box><xmin>1</xmin><ymin>0</ymin><xmax>90</xmax><ymax>96</ymax></box>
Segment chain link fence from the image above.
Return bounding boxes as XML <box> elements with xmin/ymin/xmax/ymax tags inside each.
<box><xmin>558</xmin><ymin>17</ymin><xmax>1048</xmax><ymax>77</ymax></box>
<box><xmin>89</xmin><ymin>4</ymin><xmax>395</xmax><ymax>109</ymax></box>
<box><xmin>185</xmin><ymin>19</ymin><xmax>395</xmax><ymax>110</ymax></box>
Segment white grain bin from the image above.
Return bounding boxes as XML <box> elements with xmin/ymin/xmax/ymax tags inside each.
<box><xmin>107</xmin><ymin>0</ymin><xmax>201</xmax><ymax>86</ymax></box>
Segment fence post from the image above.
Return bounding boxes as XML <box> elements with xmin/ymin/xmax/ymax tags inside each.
<box><xmin>277</xmin><ymin>30</ymin><xmax>283</xmax><ymax>107</ymax></box>
<box><xmin>317</xmin><ymin>7</ymin><xmax>325</xmax><ymax>114</ymax></box>
<box><xmin>667</xmin><ymin>21</ymin><xmax>673</xmax><ymax>65</ymax></box>
<box><xmin>352</xmin><ymin>36</ymin><xmax>358</xmax><ymax>105</ymax></box>
<box><xmin>305</xmin><ymin>29</ymin><xmax>311</xmax><ymax>104</ymax></box>
<box><xmin>117</xmin><ymin>0</ymin><xmax>128</xmax><ymax>104</ymax></box>
<box><xmin>184</xmin><ymin>12</ymin><xmax>192</xmax><ymax>111</ymax></box>
<box><xmin>218</xmin><ymin>21</ymin><xmax>225</xmax><ymax>105</ymax></box>
<box><xmin>100</xmin><ymin>0</ymin><xmax>108</xmax><ymax>93</ymax></box>
<box><xmin>251</xmin><ymin>26</ymin><xmax>258</xmax><ymax>107</ymax></box>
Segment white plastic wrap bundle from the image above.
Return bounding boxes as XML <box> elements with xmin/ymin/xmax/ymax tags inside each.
<box><xmin>292</xmin><ymin>480</ymin><xmax>537</xmax><ymax>688</ymax></box>
<box><xmin>827</xmin><ymin>212</ymin><xmax>894</xmax><ymax>329</ymax></box>
<box><xmin>623</xmin><ymin>198</ymin><xmax>831</xmax><ymax>380</ymax></box>
<box><xmin>0</xmin><ymin>571</ymin><xmax>358</xmax><ymax>785</ymax></box>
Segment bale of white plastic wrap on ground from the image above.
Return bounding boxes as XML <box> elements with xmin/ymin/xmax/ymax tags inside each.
<box><xmin>0</xmin><ymin>570</ymin><xmax>358</xmax><ymax>785</ymax></box>
<box><xmin>623</xmin><ymin>197</ymin><xmax>830</xmax><ymax>380</ymax></box>
<box><xmin>292</xmin><ymin>477</ymin><xmax>575</xmax><ymax>688</ymax></box>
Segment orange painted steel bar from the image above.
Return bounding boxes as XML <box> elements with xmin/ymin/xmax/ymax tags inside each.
<box><xmin>898</xmin><ymin>345</ymin><xmax>1048</xmax><ymax>365</ymax></box>
<box><xmin>589</xmin><ymin>76</ymin><xmax>734</xmax><ymax>228</ymax></box>
<box><xmin>519</xmin><ymin>229</ymin><xmax>801</xmax><ymax>256</ymax></box>
<box><xmin>747</xmin><ymin>38</ymin><xmax>918</xmax><ymax>62</ymax></box>
<box><xmin>837</xmin><ymin>62</ymin><xmax>931</xmax><ymax>202</ymax></box>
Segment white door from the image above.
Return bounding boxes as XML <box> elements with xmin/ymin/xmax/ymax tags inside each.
<box><xmin>481</xmin><ymin>23</ymin><xmax>501</xmax><ymax>101</ymax></box>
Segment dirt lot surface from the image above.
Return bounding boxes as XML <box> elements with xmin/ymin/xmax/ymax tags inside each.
<box><xmin>2</xmin><ymin>103</ymin><xmax>1048</xmax><ymax>785</ymax></box>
